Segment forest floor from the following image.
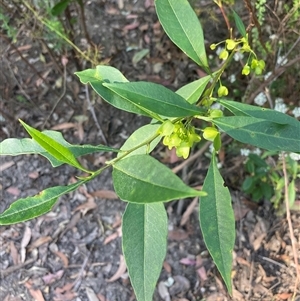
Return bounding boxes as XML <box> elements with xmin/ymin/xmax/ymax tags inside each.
<box><xmin>0</xmin><ymin>1</ymin><xmax>299</xmax><ymax>301</ymax></box>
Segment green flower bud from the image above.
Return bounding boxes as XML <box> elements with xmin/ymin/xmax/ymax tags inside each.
<box><xmin>258</xmin><ymin>59</ymin><xmax>265</xmax><ymax>70</ymax></box>
<box><xmin>203</xmin><ymin>127</ymin><xmax>219</xmax><ymax>141</ymax></box>
<box><xmin>217</xmin><ymin>85</ymin><xmax>229</xmax><ymax>97</ymax></box>
<box><xmin>210</xmin><ymin>43</ymin><xmax>217</xmax><ymax>50</ymax></box>
<box><xmin>242</xmin><ymin>65</ymin><xmax>250</xmax><ymax>75</ymax></box>
<box><xmin>251</xmin><ymin>59</ymin><xmax>258</xmax><ymax>69</ymax></box>
<box><xmin>210</xmin><ymin>109</ymin><xmax>223</xmax><ymax>118</ymax></box>
<box><xmin>255</xmin><ymin>67</ymin><xmax>263</xmax><ymax>75</ymax></box>
<box><xmin>157</xmin><ymin>120</ymin><xmax>174</xmax><ymax>136</ymax></box>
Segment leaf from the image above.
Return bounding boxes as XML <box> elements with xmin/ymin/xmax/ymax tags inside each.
<box><xmin>0</xmin><ymin>130</ymin><xmax>118</xmax><ymax>167</ymax></box>
<box><xmin>218</xmin><ymin>99</ymin><xmax>300</xmax><ymax>127</ymax></box>
<box><xmin>75</xmin><ymin>66</ymin><xmax>150</xmax><ymax>117</ymax></box>
<box><xmin>132</xmin><ymin>49</ymin><xmax>150</xmax><ymax>65</ymax></box>
<box><xmin>232</xmin><ymin>9</ymin><xmax>246</xmax><ymax>37</ymax></box>
<box><xmin>213</xmin><ymin>116</ymin><xmax>300</xmax><ymax>153</ymax></box>
<box><xmin>104</xmin><ymin>81</ymin><xmax>205</xmax><ymax>118</ymax></box>
<box><xmin>155</xmin><ymin>0</ymin><xmax>209</xmax><ymax>71</ymax></box>
<box><xmin>176</xmin><ymin>75</ymin><xmax>212</xmax><ymax>104</ymax></box>
<box><xmin>113</xmin><ymin>154</ymin><xmax>206</xmax><ymax>203</ymax></box>
<box><xmin>199</xmin><ymin>152</ymin><xmax>235</xmax><ymax>293</ymax></box>
<box><xmin>122</xmin><ymin>203</ymin><xmax>168</xmax><ymax>301</ymax></box>
<box><xmin>0</xmin><ymin>181</ymin><xmax>84</xmax><ymax>225</ymax></box>
<box><xmin>118</xmin><ymin>124</ymin><xmax>161</xmax><ymax>158</ymax></box>
<box><xmin>51</xmin><ymin>0</ymin><xmax>72</xmax><ymax>16</ymax></box>
<box><xmin>19</xmin><ymin>120</ymin><xmax>91</xmax><ymax>172</ymax></box>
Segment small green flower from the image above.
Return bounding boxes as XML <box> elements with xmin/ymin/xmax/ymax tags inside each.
<box><xmin>240</xmin><ymin>37</ymin><xmax>251</xmax><ymax>52</ymax></box>
<box><xmin>176</xmin><ymin>141</ymin><xmax>190</xmax><ymax>159</ymax></box>
<box><xmin>226</xmin><ymin>39</ymin><xmax>236</xmax><ymax>50</ymax></box>
<box><xmin>210</xmin><ymin>109</ymin><xmax>223</xmax><ymax>118</ymax></box>
<box><xmin>163</xmin><ymin>133</ymin><xmax>181</xmax><ymax>150</ymax></box>
<box><xmin>219</xmin><ymin>49</ymin><xmax>229</xmax><ymax>60</ymax></box>
<box><xmin>217</xmin><ymin>85</ymin><xmax>228</xmax><ymax>97</ymax></box>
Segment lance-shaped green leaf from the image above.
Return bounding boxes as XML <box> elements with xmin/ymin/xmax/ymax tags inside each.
<box><xmin>176</xmin><ymin>75</ymin><xmax>212</xmax><ymax>104</ymax></box>
<box><xmin>113</xmin><ymin>154</ymin><xmax>206</xmax><ymax>203</ymax></box>
<box><xmin>75</xmin><ymin>66</ymin><xmax>151</xmax><ymax>117</ymax></box>
<box><xmin>104</xmin><ymin>82</ymin><xmax>205</xmax><ymax>118</ymax></box>
<box><xmin>122</xmin><ymin>203</ymin><xmax>168</xmax><ymax>301</ymax></box>
<box><xmin>19</xmin><ymin>120</ymin><xmax>91</xmax><ymax>172</ymax></box>
<box><xmin>213</xmin><ymin>116</ymin><xmax>300</xmax><ymax>153</ymax></box>
<box><xmin>118</xmin><ymin>124</ymin><xmax>161</xmax><ymax>158</ymax></box>
<box><xmin>218</xmin><ymin>99</ymin><xmax>300</xmax><ymax>127</ymax></box>
<box><xmin>155</xmin><ymin>0</ymin><xmax>209</xmax><ymax>72</ymax></box>
<box><xmin>200</xmin><ymin>152</ymin><xmax>235</xmax><ymax>293</ymax></box>
<box><xmin>0</xmin><ymin>181</ymin><xmax>85</xmax><ymax>225</ymax></box>
<box><xmin>232</xmin><ymin>9</ymin><xmax>246</xmax><ymax>38</ymax></box>
<box><xmin>0</xmin><ymin>130</ymin><xmax>118</xmax><ymax>167</ymax></box>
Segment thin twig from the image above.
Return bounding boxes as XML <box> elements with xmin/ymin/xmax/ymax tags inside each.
<box><xmin>2</xmin><ymin>56</ymin><xmax>42</xmax><ymax>112</ymax></box>
<box><xmin>85</xmin><ymin>85</ymin><xmax>107</xmax><ymax>144</ymax></box>
<box><xmin>259</xmin><ymin>255</ymin><xmax>287</xmax><ymax>270</ymax></box>
<box><xmin>0</xmin><ymin>257</ymin><xmax>36</xmax><ymax>278</ymax></box>
<box><xmin>0</xmin><ymin>33</ymin><xmax>49</xmax><ymax>85</ymax></box>
<box><xmin>282</xmin><ymin>154</ymin><xmax>300</xmax><ymax>300</ymax></box>
<box><xmin>172</xmin><ymin>140</ymin><xmax>211</xmax><ymax>174</ymax></box>
<box><xmin>42</xmin><ymin>61</ymin><xmax>67</xmax><ymax>129</ymax></box>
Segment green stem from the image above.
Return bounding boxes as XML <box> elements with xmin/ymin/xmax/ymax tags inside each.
<box><xmin>200</xmin><ymin>49</ymin><xmax>236</xmax><ymax>105</ymax></box>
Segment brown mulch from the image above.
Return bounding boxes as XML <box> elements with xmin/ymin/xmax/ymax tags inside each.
<box><xmin>1</xmin><ymin>1</ymin><xmax>299</xmax><ymax>301</ymax></box>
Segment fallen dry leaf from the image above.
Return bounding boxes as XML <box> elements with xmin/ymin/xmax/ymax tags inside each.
<box><xmin>104</xmin><ymin>227</ymin><xmax>122</xmax><ymax>245</ymax></box>
<box><xmin>24</xmin><ymin>281</ymin><xmax>45</xmax><ymax>301</ymax></box>
<box><xmin>274</xmin><ymin>292</ymin><xmax>293</xmax><ymax>300</ymax></box>
<box><xmin>51</xmin><ymin>122</ymin><xmax>76</xmax><ymax>131</ymax></box>
<box><xmin>43</xmin><ymin>270</ymin><xmax>64</xmax><ymax>285</ymax></box>
<box><xmin>28</xmin><ymin>171</ymin><xmax>39</xmax><ymax>179</ymax></box>
<box><xmin>73</xmin><ymin>197</ymin><xmax>97</xmax><ymax>216</ymax></box>
<box><xmin>179</xmin><ymin>257</ymin><xmax>196</xmax><ymax>266</ymax></box>
<box><xmin>53</xmin><ymin>250</ymin><xmax>69</xmax><ymax>267</ymax></box>
<box><xmin>252</xmin><ymin>233</ymin><xmax>266</xmax><ymax>251</ymax></box>
<box><xmin>28</xmin><ymin>236</ymin><xmax>52</xmax><ymax>252</ymax></box>
<box><xmin>168</xmin><ymin>229</ymin><xmax>188</xmax><ymax>241</ymax></box>
<box><xmin>91</xmin><ymin>190</ymin><xmax>118</xmax><ymax>200</ymax></box>
<box><xmin>0</xmin><ymin>161</ymin><xmax>15</xmax><ymax>172</ymax></box>
<box><xmin>158</xmin><ymin>281</ymin><xmax>170</xmax><ymax>301</ymax></box>
<box><xmin>197</xmin><ymin>266</ymin><xmax>207</xmax><ymax>281</ymax></box>
<box><xmin>6</xmin><ymin>186</ymin><xmax>20</xmax><ymax>196</ymax></box>
<box><xmin>20</xmin><ymin>226</ymin><xmax>31</xmax><ymax>263</ymax></box>
<box><xmin>163</xmin><ymin>261</ymin><xmax>172</xmax><ymax>274</ymax></box>
<box><xmin>107</xmin><ymin>255</ymin><xmax>127</xmax><ymax>282</ymax></box>
<box><xmin>10</xmin><ymin>241</ymin><xmax>19</xmax><ymax>265</ymax></box>
<box><xmin>96</xmin><ymin>294</ymin><xmax>108</xmax><ymax>301</ymax></box>
<box><xmin>236</xmin><ymin>256</ymin><xmax>251</xmax><ymax>267</ymax></box>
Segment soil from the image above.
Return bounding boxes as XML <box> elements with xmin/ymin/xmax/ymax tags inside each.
<box><xmin>0</xmin><ymin>1</ymin><xmax>299</xmax><ymax>301</ymax></box>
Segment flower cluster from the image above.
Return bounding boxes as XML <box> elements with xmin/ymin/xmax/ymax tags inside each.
<box><xmin>157</xmin><ymin>120</ymin><xmax>201</xmax><ymax>159</ymax></box>
<box><xmin>210</xmin><ymin>35</ymin><xmax>266</xmax><ymax>76</ymax></box>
